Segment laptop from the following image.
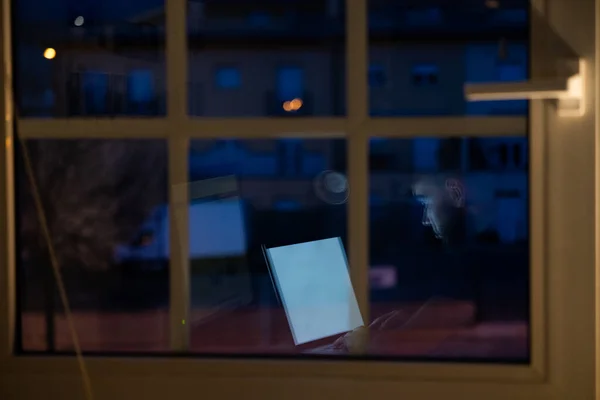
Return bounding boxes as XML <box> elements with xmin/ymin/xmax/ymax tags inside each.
<box><xmin>263</xmin><ymin>237</ymin><xmax>364</xmax><ymax>347</ymax></box>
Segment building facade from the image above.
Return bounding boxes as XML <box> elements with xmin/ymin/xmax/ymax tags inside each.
<box><xmin>24</xmin><ymin>0</ymin><xmax>529</xmax><ymax>242</ymax></box>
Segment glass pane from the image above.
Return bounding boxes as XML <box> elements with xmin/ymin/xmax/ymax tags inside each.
<box><xmin>187</xmin><ymin>138</ymin><xmax>349</xmax><ymax>354</ymax></box>
<box><xmin>367</xmin><ymin>136</ymin><xmax>529</xmax><ymax>362</ymax></box>
<box><xmin>17</xmin><ymin>139</ymin><xmax>169</xmax><ymax>352</ymax></box>
<box><xmin>187</xmin><ymin>1</ymin><xmax>345</xmax><ymax>117</ymax></box>
<box><xmin>14</xmin><ymin>0</ymin><xmax>165</xmax><ymax>117</ymax></box>
<box><xmin>368</xmin><ymin>0</ymin><xmax>529</xmax><ymax>116</ymax></box>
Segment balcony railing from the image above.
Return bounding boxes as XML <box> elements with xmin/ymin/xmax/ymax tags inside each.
<box><xmin>21</xmin><ymin>6</ymin><xmax>528</xmax><ymax>52</ymax></box>
<box><xmin>65</xmin><ymin>72</ymin><xmax>166</xmax><ymax>117</ymax></box>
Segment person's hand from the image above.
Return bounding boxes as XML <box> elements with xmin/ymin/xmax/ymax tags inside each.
<box><xmin>332</xmin><ymin>325</ymin><xmax>369</xmax><ymax>354</ymax></box>
<box><xmin>330</xmin><ymin>310</ymin><xmax>410</xmax><ymax>352</ymax></box>
<box><xmin>330</xmin><ymin>299</ymin><xmax>475</xmax><ymax>352</ymax></box>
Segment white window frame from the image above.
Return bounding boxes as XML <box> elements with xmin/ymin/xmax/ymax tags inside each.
<box><xmin>0</xmin><ymin>0</ymin><xmax>596</xmax><ymax>399</ymax></box>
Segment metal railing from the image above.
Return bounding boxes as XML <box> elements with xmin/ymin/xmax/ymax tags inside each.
<box><xmin>65</xmin><ymin>72</ymin><xmax>166</xmax><ymax>116</ymax></box>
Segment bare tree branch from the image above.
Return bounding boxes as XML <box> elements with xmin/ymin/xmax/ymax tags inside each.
<box><xmin>19</xmin><ymin>139</ymin><xmax>167</xmax><ymax>272</ymax></box>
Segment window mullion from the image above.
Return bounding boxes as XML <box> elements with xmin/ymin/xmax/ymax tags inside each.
<box><xmin>168</xmin><ymin>138</ymin><xmax>190</xmax><ymax>352</ymax></box>
<box><xmin>346</xmin><ymin>0</ymin><xmax>370</xmax><ymax>330</ymax></box>
<box><xmin>166</xmin><ymin>0</ymin><xmax>189</xmax><ymax>352</ymax></box>
<box><xmin>346</xmin><ymin>0</ymin><xmax>368</xmax><ymax>123</ymax></box>
<box><xmin>347</xmin><ymin>132</ymin><xmax>370</xmax><ymax>332</ymax></box>
<box><xmin>0</xmin><ymin>0</ymin><xmax>14</xmax><ymax>361</ymax></box>
<box><xmin>166</xmin><ymin>0</ymin><xmax>188</xmax><ymax>121</ymax></box>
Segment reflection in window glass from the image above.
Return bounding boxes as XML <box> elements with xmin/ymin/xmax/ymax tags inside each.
<box><xmin>15</xmin><ymin>136</ymin><xmax>530</xmax><ymax>360</ymax></box>
<box><xmin>17</xmin><ymin>139</ymin><xmax>168</xmax><ymax>352</ymax></box>
<box><xmin>369</xmin><ymin>0</ymin><xmax>529</xmax><ymax>116</ymax></box>
<box><xmin>187</xmin><ymin>139</ymin><xmax>347</xmax><ymax>354</ymax></box>
<box><xmin>14</xmin><ymin>0</ymin><xmax>166</xmax><ymax>117</ymax></box>
<box><xmin>188</xmin><ymin>0</ymin><xmax>345</xmax><ymax>117</ymax></box>
<box><xmin>368</xmin><ymin>137</ymin><xmax>529</xmax><ymax>362</ymax></box>
<box><xmin>465</xmin><ymin>44</ymin><xmax>528</xmax><ymax>115</ymax></box>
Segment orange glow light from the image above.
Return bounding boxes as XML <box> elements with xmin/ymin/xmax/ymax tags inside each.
<box><xmin>283</xmin><ymin>101</ymin><xmax>293</xmax><ymax>112</ymax></box>
<box><xmin>44</xmin><ymin>48</ymin><xmax>56</xmax><ymax>60</ymax></box>
<box><xmin>290</xmin><ymin>98</ymin><xmax>303</xmax><ymax>110</ymax></box>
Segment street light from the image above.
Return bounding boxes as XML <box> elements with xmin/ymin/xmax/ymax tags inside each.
<box><xmin>43</xmin><ymin>48</ymin><xmax>56</xmax><ymax>60</ymax></box>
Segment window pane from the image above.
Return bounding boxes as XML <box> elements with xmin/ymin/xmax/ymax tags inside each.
<box><xmin>17</xmin><ymin>139</ymin><xmax>169</xmax><ymax>352</ymax></box>
<box><xmin>187</xmin><ymin>138</ymin><xmax>349</xmax><ymax>354</ymax></box>
<box><xmin>215</xmin><ymin>67</ymin><xmax>242</xmax><ymax>89</ymax></box>
<box><xmin>187</xmin><ymin>1</ymin><xmax>345</xmax><ymax>117</ymax></box>
<box><xmin>368</xmin><ymin>136</ymin><xmax>529</xmax><ymax>362</ymax></box>
<box><xmin>368</xmin><ymin>0</ymin><xmax>529</xmax><ymax>116</ymax></box>
<box><xmin>14</xmin><ymin>0</ymin><xmax>165</xmax><ymax>117</ymax></box>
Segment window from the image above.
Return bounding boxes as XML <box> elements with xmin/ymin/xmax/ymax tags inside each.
<box><xmin>405</xmin><ymin>7</ymin><xmax>443</xmax><ymax>26</ymax></box>
<box><xmin>411</xmin><ymin>64</ymin><xmax>439</xmax><ymax>86</ymax></box>
<box><xmin>186</xmin><ymin>139</ymin><xmax>346</xmax><ymax>353</ymax></box>
<box><xmin>465</xmin><ymin>44</ymin><xmax>528</xmax><ymax>115</ymax></box>
<box><xmin>188</xmin><ymin>1</ymin><xmax>345</xmax><ymax>117</ymax></box>
<box><xmin>17</xmin><ymin>139</ymin><xmax>168</xmax><ymax>351</ymax></box>
<box><xmin>277</xmin><ymin>67</ymin><xmax>304</xmax><ymax>102</ymax></box>
<box><xmin>495</xmin><ymin>196</ymin><xmax>527</xmax><ymax>243</ymax></box>
<box><xmin>13</xmin><ymin>0</ymin><xmax>166</xmax><ymax>117</ymax></box>
<box><xmin>127</xmin><ymin>70</ymin><xmax>156</xmax><ymax>115</ymax></box>
<box><xmin>368</xmin><ymin>65</ymin><xmax>386</xmax><ymax>87</ymax></box>
<box><xmin>497</xmin><ymin>63</ymin><xmax>526</xmax><ymax>82</ymax></box>
<box><xmin>370</xmin><ymin>137</ymin><xmax>529</xmax><ymax>361</ymax></box>
<box><xmin>248</xmin><ymin>11</ymin><xmax>271</xmax><ymax>27</ymax></box>
<box><xmin>369</xmin><ymin>3</ymin><xmax>529</xmax><ymax>117</ymax></box>
<box><xmin>412</xmin><ymin>138</ymin><xmax>441</xmax><ymax>171</ymax></box>
<box><xmin>82</xmin><ymin>72</ymin><xmax>109</xmax><ymax>114</ymax></box>
<box><xmin>3</xmin><ymin>0</ymin><xmax>596</xmax><ymax>399</ymax></box>
<box><xmin>128</xmin><ymin>70</ymin><xmax>154</xmax><ymax>102</ymax></box>
<box><xmin>215</xmin><ymin>67</ymin><xmax>242</xmax><ymax>89</ymax></box>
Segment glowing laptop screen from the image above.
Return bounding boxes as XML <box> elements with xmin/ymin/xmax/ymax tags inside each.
<box><xmin>265</xmin><ymin>238</ymin><xmax>364</xmax><ymax>345</ymax></box>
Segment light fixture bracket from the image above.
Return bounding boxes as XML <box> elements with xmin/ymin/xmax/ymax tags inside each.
<box><xmin>464</xmin><ymin>58</ymin><xmax>585</xmax><ymax>117</ymax></box>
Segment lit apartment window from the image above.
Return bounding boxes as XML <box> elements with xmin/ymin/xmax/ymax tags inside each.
<box><xmin>368</xmin><ymin>65</ymin><xmax>386</xmax><ymax>87</ymax></box>
<box><xmin>215</xmin><ymin>67</ymin><xmax>241</xmax><ymax>89</ymax></box>
<box><xmin>411</xmin><ymin>64</ymin><xmax>439</xmax><ymax>86</ymax></box>
<box><xmin>127</xmin><ymin>70</ymin><xmax>154</xmax><ymax>102</ymax></box>
<box><xmin>277</xmin><ymin>67</ymin><xmax>304</xmax><ymax>102</ymax></box>
<box><xmin>82</xmin><ymin>71</ymin><xmax>108</xmax><ymax>114</ymax></box>
<box><xmin>127</xmin><ymin>70</ymin><xmax>154</xmax><ymax>115</ymax></box>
